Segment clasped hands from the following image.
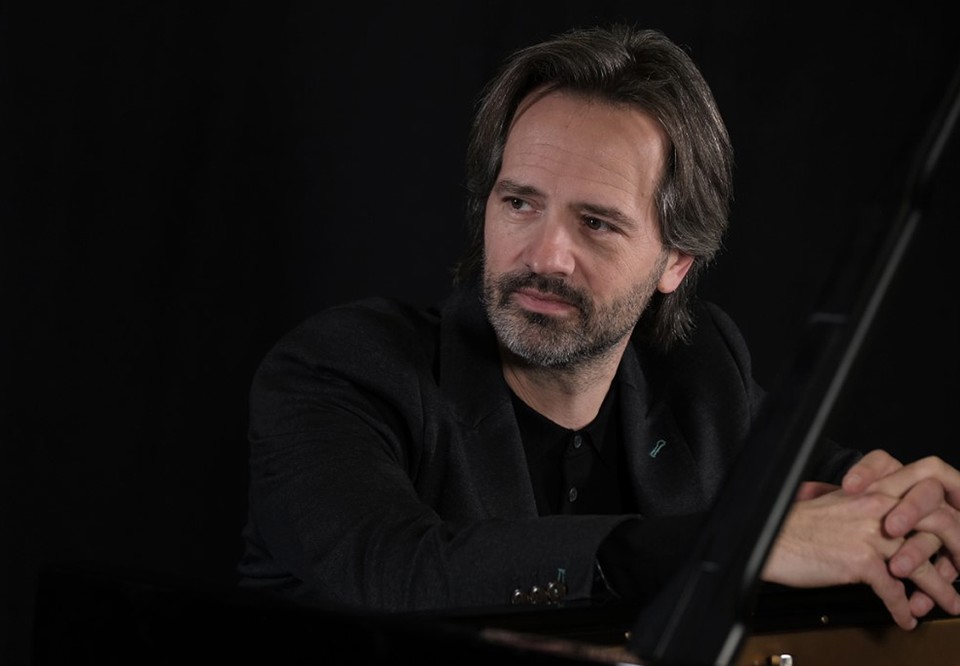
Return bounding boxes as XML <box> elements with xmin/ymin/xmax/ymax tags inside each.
<box><xmin>764</xmin><ymin>449</ymin><xmax>960</xmax><ymax>630</ymax></box>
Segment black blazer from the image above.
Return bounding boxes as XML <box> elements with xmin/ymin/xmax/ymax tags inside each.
<box><xmin>238</xmin><ymin>283</ymin><xmax>858</xmax><ymax>612</ymax></box>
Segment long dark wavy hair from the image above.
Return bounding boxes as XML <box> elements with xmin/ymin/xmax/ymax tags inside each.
<box><xmin>455</xmin><ymin>25</ymin><xmax>734</xmax><ymax>351</ymax></box>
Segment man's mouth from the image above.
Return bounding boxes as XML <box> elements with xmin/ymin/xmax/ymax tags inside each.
<box><xmin>511</xmin><ymin>286</ymin><xmax>579</xmax><ymax>316</ymax></box>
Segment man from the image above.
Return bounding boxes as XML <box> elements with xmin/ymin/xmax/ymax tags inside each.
<box><xmin>238</xmin><ymin>25</ymin><xmax>960</xmax><ymax>632</ymax></box>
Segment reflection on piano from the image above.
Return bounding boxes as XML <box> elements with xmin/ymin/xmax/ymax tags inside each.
<box><xmin>30</xmin><ymin>562</ymin><xmax>960</xmax><ymax>666</ymax></box>
<box><xmin>446</xmin><ymin>582</ymin><xmax>960</xmax><ymax>665</ymax></box>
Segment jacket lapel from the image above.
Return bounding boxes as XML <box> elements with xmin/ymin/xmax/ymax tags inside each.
<box><xmin>617</xmin><ymin>346</ymin><xmax>710</xmax><ymax>517</ymax></box>
<box><xmin>438</xmin><ymin>286</ymin><xmax>540</xmax><ymax>519</ymax></box>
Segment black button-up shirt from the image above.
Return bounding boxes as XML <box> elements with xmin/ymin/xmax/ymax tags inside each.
<box><xmin>512</xmin><ymin>385</ymin><xmax>635</xmax><ymax>516</ymax></box>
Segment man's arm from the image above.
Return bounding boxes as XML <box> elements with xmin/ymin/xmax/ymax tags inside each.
<box><xmin>240</xmin><ymin>305</ymin><xmax>634</xmax><ymax>611</ymax></box>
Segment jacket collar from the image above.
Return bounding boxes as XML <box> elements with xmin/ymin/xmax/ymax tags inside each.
<box><xmin>437</xmin><ymin>281</ymin><xmax>514</xmax><ymax>428</ymax></box>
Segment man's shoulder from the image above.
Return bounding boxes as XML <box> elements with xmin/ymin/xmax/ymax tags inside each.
<box><xmin>634</xmin><ymin>298</ymin><xmax>758</xmax><ymax>403</ymax></box>
<box><xmin>249</xmin><ymin>287</ymin><xmax>492</xmax><ymax>414</ymax></box>
<box><xmin>263</xmin><ymin>285</ymin><xmax>489</xmax><ymax>373</ymax></box>
<box><xmin>277</xmin><ymin>296</ymin><xmax>443</xmax><ymax>361</ymax></box>
<box><xmin>650</xmin><ymin>299</ymin><xmax>752</xmax><ymax>367</ymax></box>
<box><xmin>312</xmin><ymin>296</ymin><xmax>440</xmax><ymax>333</ymax></box>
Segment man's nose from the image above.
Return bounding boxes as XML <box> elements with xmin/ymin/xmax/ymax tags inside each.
<box><xmin>522</xmin><ymin>219</ymin><xmax>576</xmax><ymax>277</ymax></box>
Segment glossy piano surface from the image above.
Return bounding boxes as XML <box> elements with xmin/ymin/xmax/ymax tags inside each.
<box><xmin>32</xmin><ymin>563</ymin><xmax>960</xmax><ymax>666</ymax></box>
<box><xmin>437</xmin><ymin>581</ymin><xmax>960</xmax><ymax>665</ymax></box>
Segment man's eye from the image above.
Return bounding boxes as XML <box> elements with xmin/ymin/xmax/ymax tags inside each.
<box><xmin>509</xmin><ymin>198</ymin><xmax>527</xmax><ymax>210</ymax></box>
<box><xmin>584</xmin><ymin>217</ymin><xmax>609</xmax><ymax>231</ymax></box>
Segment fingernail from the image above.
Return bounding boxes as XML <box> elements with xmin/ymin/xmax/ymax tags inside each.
<box><xmin>888</xmin><ymin>515</ymin><xmax>907</xmax><ymax>536</ymax></box>
<box><xmin>846</xmin><ymin>473</ymin><xmax>861</xmax><ymax>488</ymax></box>
<box><xmin>890</xmin><ymin>556</ymin><xmax>910</xmax><ymax>576</ymax></box>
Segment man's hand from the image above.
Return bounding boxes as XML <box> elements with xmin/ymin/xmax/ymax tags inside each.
<box><xmin>841</xmin><ymin>450</ymin><xmax>960</xmax><ymax>619</ymax></box>
<box><xmin>843</xmin><ymin>450</ymin><xmax>960</xmax><ymax>540</ymax></box>
<box><xmin>764</xmin><ymin>488</ymin><xmax>931</xmax><ymax>630</ymax></box>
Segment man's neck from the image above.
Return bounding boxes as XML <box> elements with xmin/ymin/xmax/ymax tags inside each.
<box><xmin>500</xmin><ymin>341</ymin><xmax>628</xmax><ymax>430</ymax></box>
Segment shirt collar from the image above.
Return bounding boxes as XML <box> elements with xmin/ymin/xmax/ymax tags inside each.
<box><xmin>511</xmin><ymin>381</ymin><xmax>620</xmax><ymax>466</ymax></box>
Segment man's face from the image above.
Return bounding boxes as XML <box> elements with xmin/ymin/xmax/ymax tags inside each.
<box><xmin>482</xmin><ymin>90</ymin><xmax>691</xmax><ymax>368</ymax></box>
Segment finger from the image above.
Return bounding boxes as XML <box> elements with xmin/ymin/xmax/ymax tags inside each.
<box><xmin>883</xmin><ymin>478</ymin><xmax>945</xmax><ymax>538</ymax></box>
<box><xmin>843</xmin><ymin>449</ymin><xmax>902</xmax><ymax>494</ymax></box>
<box><xmin>889</xmin><ymin>531</ymin><xmax>943</xmax><ymax>578</ymax></box>
<box><xmin>909</xmin><ymin>456</ymin><xmax>960</xmax><ymax>509</ymax></box>
<box><xmin>903</xmin><ymin>553</ymin><xmax>960</xmax><ymax>617</ymax></box>
<box><xmin>908</xmin><ymin>589</ymin><xmax>936</xmax><ymax>618</ymax></box>
<box><xmin>903</xmin><ymin>550</ymin><xmax>960</xmax><ymax>620</ymax></box>
<box><xmin>929</xmin><ymin>551</ymin><xmax>959</xmax><ymax>589</ymax></box>
<box><xmin>862</xmin><ymin>558</ymin><xmax>917</xmax><ymax>630</ymax></box>
<box><xmin>865</xmin><ymin>456</ymin><xmax>960</xmax><ymax>509</ymax></box>
<box><xmin>933</xmin><ymin>551</ymin><xmax>959</xmax><ymax>583</ymax></box>
<box><xmin>794</xmin><ymin>481</ymin><xmax>839</xmax><ymax>501</ymax></box>
<box><xmin>914</xmin><ymin>505</ymin><xmax>960</xmax><ymax>571</ymax></box>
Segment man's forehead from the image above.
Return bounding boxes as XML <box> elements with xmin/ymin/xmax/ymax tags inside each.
<box><xmin>498</xmin><ymin>90</ymin><xmax>667</xmax><ymax>217</ymax></box>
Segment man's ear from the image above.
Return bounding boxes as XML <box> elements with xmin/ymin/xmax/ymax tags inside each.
<box><xmin>657</xmin><ymin>250</ymin><xmax>694</xmax><ymax>294</ymax></box>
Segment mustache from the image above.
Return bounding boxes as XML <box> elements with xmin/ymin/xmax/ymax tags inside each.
<box><xmin>496</xmin><ymin>271</ymin><xmax>588</xmax><ymax>311</ymax></box>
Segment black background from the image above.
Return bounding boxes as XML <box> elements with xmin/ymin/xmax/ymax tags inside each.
<box><xmin>2</xmin><ymin>2</ymin><xmax>958</xmax><ymax>664</ymax></box>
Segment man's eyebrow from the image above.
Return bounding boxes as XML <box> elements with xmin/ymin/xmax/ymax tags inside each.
<box><xmin>493</xmin><ymin>179</ymin><xmax>640</xmax><ymax>230</ymax></box>
<box><xmin>492</xmin><ymin>179</ymin><xmax>543</xmax><ymax>199</ymax></box>
<box><xmin>578</xmin><ymin>202</ymin><xmax>638</xmax><ymax>231</ymax></box>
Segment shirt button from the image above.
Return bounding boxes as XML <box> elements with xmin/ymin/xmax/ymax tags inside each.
<box><xmin>568</xmin><ymin>487</ymin><xmax>578</xmax><ymax>503</ymax></box>
<box><xmin>572</xmin><ymin>434</ymin><xmax>583</xmax><ymax>449</ymax></box>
